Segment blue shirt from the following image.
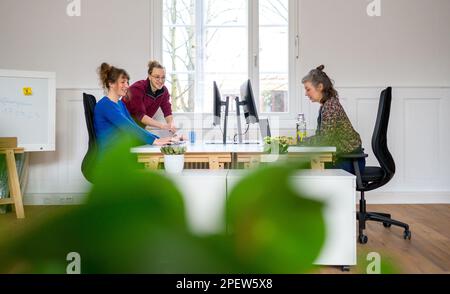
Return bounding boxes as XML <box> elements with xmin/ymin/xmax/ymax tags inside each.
<box><xmin>94</xmin><ymin>97</ymin><xmax>159</xmax><ymax>153</ymax></box>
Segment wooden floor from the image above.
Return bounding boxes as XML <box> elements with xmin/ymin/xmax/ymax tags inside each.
<box><xmin>319</xmin><ymin>204</ymin><xmax>450</xmax><ymax>274</ymax></box>
<box><xmin>0</xmin><ymin>204</ymin><xmax>449</xmax><ymax>274</ymax></box>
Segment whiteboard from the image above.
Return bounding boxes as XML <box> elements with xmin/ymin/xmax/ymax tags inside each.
<box><xmin>0</xmin><ymin>70</ymin><xmax>56</xmax><ymax>151</ymax></box>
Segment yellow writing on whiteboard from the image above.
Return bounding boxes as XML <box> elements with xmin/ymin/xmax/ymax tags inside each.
<box><xmin>23</xmin><ymin>87</ymin><xmax>33</xmax><ymax>96</ymax></box>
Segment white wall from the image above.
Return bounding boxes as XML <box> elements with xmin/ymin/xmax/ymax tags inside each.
<box><xmin>0</xmin><ymin>0</ymin><xmax>152</xmax><ymax>88</ymax></box>
<box><xmin>298</xmin><ymin>0</ymin><xmax>450</xmax><ymax>87</ymax></box>
<box><xmin>1</xmin><ymin>0</ymin><xmax>449</xmax><ymax>204</ymax></box>
<box><xmin>2</xmin><ymin>0</ymin><xmax>449</xmax><ymax>88</ymax></box>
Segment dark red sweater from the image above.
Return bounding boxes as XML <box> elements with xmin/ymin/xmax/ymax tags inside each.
<box><xmin>122</xmin><ymin>78</ymin><xmax>173</xmax><ymax>127</ymax></box>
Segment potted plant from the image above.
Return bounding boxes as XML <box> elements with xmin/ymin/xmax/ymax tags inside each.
<box><xmin>160</xmin><ymin>145</ymin><xmax>187</xmax><ymax>174</ymax></box>
<box><xmin>262</xmin><ymin>136</ymin><xmax>293</xmax><ymax>163</ymax></box>
<box><xmin>263</xmin><ymin>136</ymin><xmax>293</xmax><ymax>154</ymax></box>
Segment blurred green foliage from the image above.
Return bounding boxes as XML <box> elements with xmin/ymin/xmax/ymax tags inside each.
<box><xmin>227</xmin><ymin>164</ymin><xmax>325</xmax><ymax>273</ymax></box>
<box><xmin>0</xmin><ymin>134</ymin><xmax>326</xmax><ymax>274</ymax></box>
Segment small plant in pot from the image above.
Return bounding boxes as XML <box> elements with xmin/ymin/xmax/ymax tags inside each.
<box><xmin>263</xmin><ymin>136</ymin><xmax>293</xmax><ymax>154</ymax></box>
<box><xmin>160</xmin><ymin>145</ymin><xmax>187</xmax><ymax>174</ymax></box>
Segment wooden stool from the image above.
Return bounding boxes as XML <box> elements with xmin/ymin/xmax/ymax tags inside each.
<box><xmin>0</xmin><ymin>138</ymin><xmax>25</xmax><ymax>219</ymax></box>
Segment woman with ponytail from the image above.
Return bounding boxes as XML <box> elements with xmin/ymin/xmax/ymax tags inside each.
<box><xmin>94</xmin><ymin>63</ymin><xmax>174</xmax><ymax>154</ymax></box>
<box><xmin>122</xmin><ymin>60</ymin><xmax>176</xmax><ymax>134</ymax></box>
<box><xmin>302</xmin><ymin>65</ymin><xmax>365</xmax><ymax>174</ymax></box>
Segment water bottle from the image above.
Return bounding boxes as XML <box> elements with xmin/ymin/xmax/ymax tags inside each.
<box><xmin>296</xmin><ymin>113</ymin><xmax>307</xmax><ymax>144</ymax></box>
<box><xmin>189</xmin><ymin>130</ymin><xmax>196</xmax><ymax>144</ymax></box>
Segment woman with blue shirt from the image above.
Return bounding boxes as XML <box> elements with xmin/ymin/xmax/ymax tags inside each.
<box><xmin>94</xmin><ymin>63</ymin><xmax>174</xmax><ymax>154</ymax></box>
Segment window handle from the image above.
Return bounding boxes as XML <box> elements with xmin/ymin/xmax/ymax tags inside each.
<box><xmin>295</xmin><ymin>34</ymin><xmax>300</xmax><ymax>60</ymax></box>
<box><xmin>254</xmin><ymin>54</ymin><xmax>258</xmax><ymax>68</ymax></box>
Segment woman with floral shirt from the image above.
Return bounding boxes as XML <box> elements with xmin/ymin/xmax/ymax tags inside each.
<box><xmin>302</xmin><ymin>65</ymin><xmax>365</xmax><ymax>174</ymax></box>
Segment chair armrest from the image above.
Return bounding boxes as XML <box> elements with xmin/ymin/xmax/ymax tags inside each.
<box><xmin>339</xmin><ymin>153</ymin><xmax>368</xmax><ymax>159</ymax></box>
<box><xmin>340</xmin><ymin>152</ymin><xmax>367</xmax><ymax>188</ymax></box>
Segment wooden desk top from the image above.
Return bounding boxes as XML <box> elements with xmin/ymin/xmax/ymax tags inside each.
<box><xmin>0</xmin><ymin>147</ymin><xmax>25</xmax><ymax>154</ymax></box>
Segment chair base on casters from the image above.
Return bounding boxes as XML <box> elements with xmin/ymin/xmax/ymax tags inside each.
<box><xmin>357</xmin><ymin>195</ymin><xmax>411</xmax><ymax>244</ymax></box>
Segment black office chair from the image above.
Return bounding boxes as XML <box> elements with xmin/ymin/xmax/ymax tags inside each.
<box><xmin>341</xmin><ymin>87</ymin><xmax>411</xmax><ymax>244</ymax></box>
<box><xmin>81</xmin><ymin>93</ymin><xmax>98</xmax><ymax>183</ymax></box>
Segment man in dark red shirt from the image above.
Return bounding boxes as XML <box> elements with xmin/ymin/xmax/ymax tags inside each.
<box><xmin>123</xmin><ymin>60</ymin><xmax>176</xmax><ymax>133</ymax></box>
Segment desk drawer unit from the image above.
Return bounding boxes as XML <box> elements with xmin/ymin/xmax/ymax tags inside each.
<box><xmin>226</xmin><ymin>169</ymin><xmax>356</xmax><ymax>267</ymax></box>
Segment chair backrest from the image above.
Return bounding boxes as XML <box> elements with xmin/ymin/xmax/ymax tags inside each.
<box><xmin>83</xmin><ymin>93</ymin><xmax>97</xmax><ymax>148</ymax></box>
<box><xmin>371</xmin><ymin>87</ymin><xmax>395</xmax><ymax>184</ymax></box>
<box><xmin>81</xmin><ymin>93</ymin><xmax>97</xmax><ymax>182</ymax></box>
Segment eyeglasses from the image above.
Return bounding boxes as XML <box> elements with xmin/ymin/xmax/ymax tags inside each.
<box><xmin>151</xmin><ymin>75</ymin><xmax>166</xmax><ymax>81</ymax></box>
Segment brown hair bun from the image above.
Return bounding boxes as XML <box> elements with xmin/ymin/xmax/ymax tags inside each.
<box><xmin>316</xmin><ymin>64</ymin><xmax>325</xmax><ymax>71</ymax></box>
<box><xmin>97</xmin><ymin>62</ymin><xmax>130</xmax><ymax>90</ymax></box>
<box><xmin>148</xmin><ymin>60</ymin><xmax>165</xmax><ymax>75</ymax></box>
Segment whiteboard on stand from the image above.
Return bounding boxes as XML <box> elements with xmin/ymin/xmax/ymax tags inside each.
<box><xmin>0</xmin><ymin>69</ymin><xmax>56</xmax><ymax>151</ymax></box>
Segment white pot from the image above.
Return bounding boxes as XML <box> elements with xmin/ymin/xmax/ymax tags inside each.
<box><xmin>164</xmin><ymin>154</ymin><xmax>185</xmax><ymax>174</ymax></box>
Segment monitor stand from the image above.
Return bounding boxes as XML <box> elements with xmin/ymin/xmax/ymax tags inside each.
<box><xmin>235</xmin><ymin>97</ymin><xmax>243</xmax><ymax>143</ymax></box>
<box><xmin>234</xmin><ymin>97</ymin><xmax>262</xmax><ymax>144</ymax></box>
<box><xmin>204</xmin><ymin>140</ymin><xmax>234</xmax><ymax>145</ymax></box>
<box><xmin>222</xmin><ymin>96</ymin><xmax>230</xmax><ymax>144</ymax></box>
<box><xmin>211</xmin><ymin>96</ymin><xmax>262</xmax><ymax>145</ymax></box>
<box><xmin>240</xmin><ymin>140</ymin><xmax>261</xmax><ymax>144</ymax></box>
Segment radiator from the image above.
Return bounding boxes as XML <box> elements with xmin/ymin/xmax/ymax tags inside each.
<box><xmin>158</xmin><ymin>162</ymin><xmax>233</xmax><ymax>169</ymax></box>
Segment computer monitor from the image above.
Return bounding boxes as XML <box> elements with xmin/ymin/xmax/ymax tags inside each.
<box><xmin>240</xmin><ymin>79</ymin><xmax>259</xmax><ymax>124</ymax></box>
<box><xmin>212</xmin><ymin>81</ymin><xmax>230</xmax><ymax>144</ymax></box>
<box><xmin>213</xmin><ymin>81</ymin><xmax>222</xmax><ymax>126</ymax></box>
<box><xmin>209</xmin><ymin>80</ymin><xmax>263</xmax><ymax>144</ymax></box>
<box><xmin>259</xmin><ymin>118</ymin><xmax>271</xmax><ymax>139</ymax></box>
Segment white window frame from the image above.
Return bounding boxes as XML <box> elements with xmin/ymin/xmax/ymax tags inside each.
<box><xmin>150</xmin><ymin>0</ymin><xmax>300</xmax><ymax>122</ymax></box>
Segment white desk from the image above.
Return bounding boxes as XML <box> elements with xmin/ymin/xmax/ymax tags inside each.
<box><xmin>163</xmin><ymin>169</ymin><xmax>356</xmax><ymax>267</ymax></box>
<box><xmin>227</xmin><ymin>169</ymin><xmax>356</xmax><ymax>267</ymax></box>
<box><xmin>131</xmin><ymin>143</ymin><xmax>336</xmax><ymax>170</ymax></box>
<box><xmin>165</xmin><ymin>170</ymin><xmax>228</xmax><ymax>235</ymax></box>
<box><xmin>132</xmin><ymin>143</ymin><xmax>336</xmax><ymax>154</ymax></box>
<box><xmin>290</xmin><ymin>170</ymin><xmax>356</xmax><ymax>266</ymax></box>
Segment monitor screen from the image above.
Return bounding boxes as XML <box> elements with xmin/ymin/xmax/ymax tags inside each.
<box><xmin>259</xmin><ymin>118</ymin><xmax>271</xmax><ymax>139</ymax></box>
<box><xmin>213</xmin><ymin>81</ymin><xmax>221</xmax><ymax>126</ymax></box>
<box><xmin>240</xmin><ymin>79</ymin><xmax>259</xmax><ymax>124</ymax></box>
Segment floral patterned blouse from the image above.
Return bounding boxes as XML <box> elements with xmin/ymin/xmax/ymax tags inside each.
<box><xmin>307</xmin><ymin>97</ymin><xmax>362</xmax><ymax>155</ymax></box>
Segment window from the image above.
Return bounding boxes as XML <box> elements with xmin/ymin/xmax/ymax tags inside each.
<box><xmin>162</xmin><ymin>0</ymin><xmax>196</xmax><ymax>112</ymax></box>
<box><xmin>161</xmin><ymin>0</ymin><xmax>296</xmax><ymax>114</ymax></box>
<box><xmin>259</xmin><ymin>0</ymin><xmax>289</xmax><ymax>113</ymax></box>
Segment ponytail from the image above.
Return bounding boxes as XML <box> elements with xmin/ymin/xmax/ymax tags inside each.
<box><xmin>97</xmin><ymin>62</ymin><xmax>130</xmax><ymax>90</ymax></box>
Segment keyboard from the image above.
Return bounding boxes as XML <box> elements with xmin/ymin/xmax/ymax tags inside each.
<box><xmin>172</xmin><ymin>141</ymin><xmax>186</xmax><ymax>145</ymax></box>
<box><xmin>204</xmin><ymin>140</ymin><xmax>261</xmax><ymax>145</ymax></box>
